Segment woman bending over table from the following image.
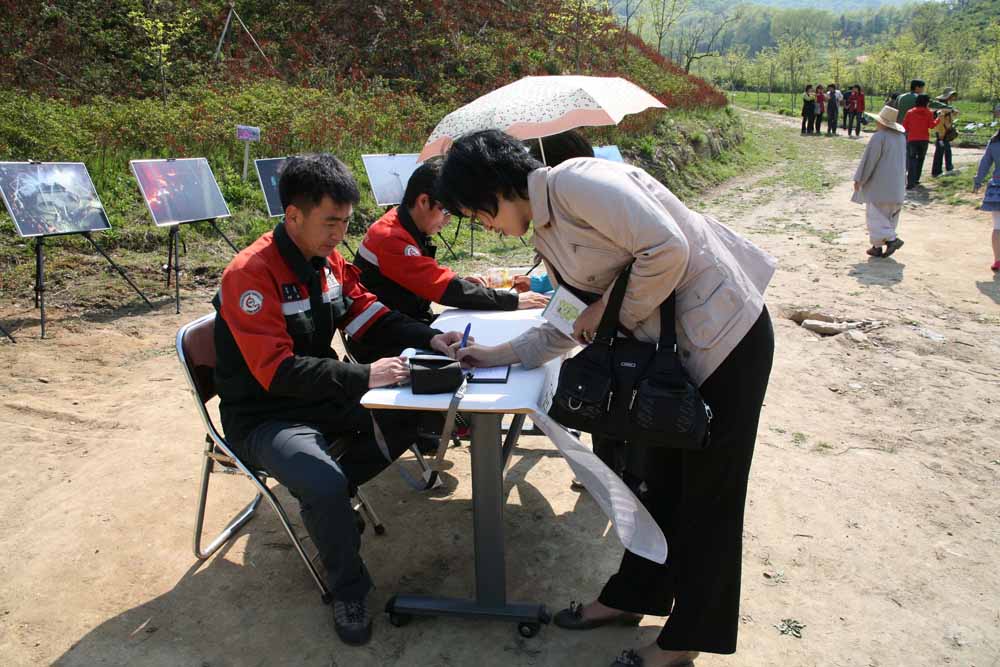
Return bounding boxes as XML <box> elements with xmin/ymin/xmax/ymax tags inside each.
<box><xmin>436</xmin><ymin>130</ymin><xmax>776</xmax><ymax>667</ymax></box>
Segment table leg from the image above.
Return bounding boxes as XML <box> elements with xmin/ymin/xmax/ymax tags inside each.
<box><xmin>472</xmin><ymin>413</ymin><xmax>506</xmax><ymax>605</ymax></box>
<box><xmin>385</xmin><ymin>412</ymin><xmax>549</xmax><ymax>636</ymax></box>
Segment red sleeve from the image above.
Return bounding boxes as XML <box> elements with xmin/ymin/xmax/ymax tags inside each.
<box><xmin>219</xmin><ymin>258</ymin><xmax>292</xmax><ymax>391</ymax></box>
<box><xmin>332</xmin><ymin>254</ymin><xmax>391</xmax><ymax>339</ymax></box>
<box><xmin>858</xmin><ymin>95</ymin><xmax>865</xmax><ymax>113</ymax></box>
<box><xmin>372</xmin><ymin>234</ymin><xmax>456</xmax><ymax>301</ymax></box>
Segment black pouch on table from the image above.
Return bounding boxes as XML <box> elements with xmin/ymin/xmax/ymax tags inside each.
<box><xmin>409</xmin><ymin>356</ymin><xmax>466</xmax><ymax>394</ymax></box>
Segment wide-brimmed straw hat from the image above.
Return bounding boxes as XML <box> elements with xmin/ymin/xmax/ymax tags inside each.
<box><xmin>875</xmin><ymin>106</ymin><xmax>905</xmax><ymax>132</ymax></box>
<box><xmin>936</xmin><ymin>87</ymin><xmax>957</xmax><ymax>101</ymax></box>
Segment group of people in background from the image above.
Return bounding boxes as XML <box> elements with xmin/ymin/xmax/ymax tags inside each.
<box><xmin>800</xmin><ymin>83</ymin><xmax>866</xmax><ymax>137</ymax></box>
<box><xmin>851</xmin><ymin>78</ymin><xmax>1000</xmax><ymax>271</ymax></box>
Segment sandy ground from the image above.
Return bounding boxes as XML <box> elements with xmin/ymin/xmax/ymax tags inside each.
<box><xmin>1</xmin><ymin>112</ymin><xmax>998</xmax><ymax>667</ymax></box>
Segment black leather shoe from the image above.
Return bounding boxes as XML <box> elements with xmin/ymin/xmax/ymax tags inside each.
<box><xmin>334</xmin><ymin>597</ymin><xmax>372</xmax><ymax>646</ymax></box>
<box><xmin>884</xmin><ymin>237</ymin><xmax>904</xmax><ymax>257</ymax></box>
<box><xmin>610</xmin><ymin>649</ymin><xmax>699</xmax><ymax>667</ymax></box>
<box><xmin>554</xmin><ymin>601</ymin><xmax>642</xmax><ymax>630</ymax></box>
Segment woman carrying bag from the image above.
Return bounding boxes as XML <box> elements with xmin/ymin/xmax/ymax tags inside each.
<box><xmin>437</xmin><ymin>130</ymin><xmax>776</xmax><ymax>667</ymax></box>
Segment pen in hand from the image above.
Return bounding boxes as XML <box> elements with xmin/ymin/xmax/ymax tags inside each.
<box><xmin>460</xmin><ymin>323</ymin><xmax>472</xmax><ymax>349</ymax></box>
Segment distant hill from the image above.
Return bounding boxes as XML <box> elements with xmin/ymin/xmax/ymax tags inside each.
<box><xmin>729</xmin><ymin>0</ymin><xmax>911</xmax><ymax>9</ymax></box>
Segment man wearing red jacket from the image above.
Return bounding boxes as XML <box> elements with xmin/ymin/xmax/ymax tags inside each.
<box><xmin>902</xmin><ymin>94</ymin><xmax>940</xmax><ymax>189</ymax></box>
<box><xmin>351</xmin><ymin>160</ymin><xmax>548</xmax><ymax>362</ymax></box>
<box><xmin>214</xmin><ymin>154</ymin><xmax>463</xmax><ymax>646</ymax></box>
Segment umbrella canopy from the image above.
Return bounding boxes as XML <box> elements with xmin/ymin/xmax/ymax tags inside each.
<box><xmin>418</xmin><ymin>75</ymin><xmax>666</xmax><ymax>161</ymax></box>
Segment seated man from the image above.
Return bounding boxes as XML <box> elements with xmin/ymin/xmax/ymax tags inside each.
<box><xmin>350</xmin><ymin>159</ymin><xmax>548</xmax><ymax>362</ymax></box>
<box><xmin>213</xmin><ymin>153</ymin><xmax>462</xmax><ymax>646</ymax></box>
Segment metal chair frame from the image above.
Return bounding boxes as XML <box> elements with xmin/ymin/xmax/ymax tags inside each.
<box><xmin>176</xmin><ymin>313</ymin><xmax>384</xmax><ymax>605</ymax></box>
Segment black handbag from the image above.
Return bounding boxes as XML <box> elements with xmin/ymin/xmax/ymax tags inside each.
<box><xmin>548</xmin><ymin>264</ymin><xmax>712</xmax><ymax>449</ymax></box>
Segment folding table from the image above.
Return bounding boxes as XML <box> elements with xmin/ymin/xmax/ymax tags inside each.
<box><xmin>361</xmin><ymin>309</ymin><xmax>560</xmax><ymax>637</ymax></box>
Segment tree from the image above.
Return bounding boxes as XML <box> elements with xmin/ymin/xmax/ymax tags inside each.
<box><xmin>977</xmin><ymin>21</ymin><xmax>1000</xmax><ymax>107</ymax></box>
<box><xmin>725</xmin><ymin>47</ymin><xmax>748</xmax><ymax>93</ymax></box>
<box><xmin>547</xmin><ymin>0</ymin><xmax>618</xmax><ymax>72</ymax></box>
<box><xmin>128</xmin><ymin>1</ymin><xmax>195</xmax><ymax>106</ymax></box>
<box><xmin>777</xmin><ymin>36</ymin><xmax>810</xmax><ymax>108</ymax></box>
<box><xmin>647</xmin><ymin>0</ymin><xmax>689</xmax><ymax>55</ymax></box>
<box><xmin>674</xmin><ymin>9</ymin><xmax>741</xmax><ymax>73</ymax></box>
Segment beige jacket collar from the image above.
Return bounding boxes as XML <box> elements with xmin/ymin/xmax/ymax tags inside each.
<box><xmin>527</xmin><ymin>167</ymin><xmax>554</xmax><ymax>228</ymax></box>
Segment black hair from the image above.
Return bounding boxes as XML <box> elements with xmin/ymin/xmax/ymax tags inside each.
<box><xmin>437</xmin><ymin>130</ymin><xmax>542</xmax><ymax>218</ymax></box>
<box><xmin>278</xmin><ymin>153</ymin><xmax>360</xmax><ymax>212</ymax></box>
<box><xmin>915</xmin><ymin>94</ymin><xmax>931</xmax><ymax>107</ymax></box>
<box><xmin>528</xmin><ymin>129</ymin><xmax>594</xmax><ymax>166</ymax></box>
<box><xmin>402</xmin><ymin>159</ymin><xmax>442</xmax><ymax>209</ymax></box>
<box><xmin>910</xmin><ymin>79</ymin><xmax>925</xmax><ymax>91</ymax></box>
<box><xmin>805</xmin><ymin>84</ymin><xmax>813</xmax><ymax>92</ymax></box>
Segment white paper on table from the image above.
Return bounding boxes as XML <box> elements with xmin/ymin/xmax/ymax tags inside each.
<box><xmin>468</xmin><ymin>365</ymin><xmax>509</xmax><ymax>383</ymax></box>
<box><xmin>529</xmin><ymin>411</ymin><xmax>668</xmax><ymax>564</ymax></box>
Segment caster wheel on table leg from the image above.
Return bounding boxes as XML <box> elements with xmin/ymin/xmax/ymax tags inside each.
<box><xmin>388</xmin><ymin>612</ymin><xmax>412</xmax><ymax>627</ymax></box>
<box><xmin>518</xmin><ymin>621</ymin><xmax>541</xmax><ymax>638</ymax></box>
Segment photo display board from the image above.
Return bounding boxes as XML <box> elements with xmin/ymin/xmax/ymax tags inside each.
<box><xmin>254</xmin><ymin>157</ymin><xmax>287</xmax><ymax>217</ymax></box>
<box><xmin>361</xmin><ymin>154</ymin><xmax>421</xmax><ymax>207</ymax></box>
<box><xmin>0</xmin><ymin>162</ymin><xmax>111</xmax><ymax>238</ymax></box>
<box><xmin>594</xmin><ymin>145</ymin><xmax>624</xmax><ymax>163</ymax></box>
<box><xmin>130</xmin><ymin>158</ymin><xmax>231</xmax><ymax>226</ymax></box>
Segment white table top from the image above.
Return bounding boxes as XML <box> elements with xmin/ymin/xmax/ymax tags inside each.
<box><xmin>360</xmin><ymin>309</ymin><xmax>561</xmax><ymax>414</ymax></box>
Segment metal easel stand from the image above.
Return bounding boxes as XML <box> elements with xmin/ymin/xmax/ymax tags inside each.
<box><xmin>34</xmin><ymin>236</ymin><xmax>47</xmax><ymax>339</ymax></box>
<box><xmin>165</xmin><ymin>219</ymin><xmax>240</xmax><ymax>314</ymax></box>
<box><xmin>81</xmin><ymin>232</ymin><xmax>153</xmax><ymax>309</ymax></box>
<box><xmin>436</xmin><ymin>232</ymin><xmax>458</xmax><ymax>261</ymax></box>
<box><xmin>208</xmin><ymin>219</ymin><xmax>239</xmax><ymax>253</ymax></box>
<box><xmin>165</xmin><ymin>225</ymin><xmax>183</xmax><ymax>314</ymax></box>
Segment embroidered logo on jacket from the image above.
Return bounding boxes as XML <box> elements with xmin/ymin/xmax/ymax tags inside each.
<box><xmin>240</xmin><ymin>290</ymin><xmax>264</xmax><ymax>314</ymax></box>
<box><xmin>404</xmin><ymin>244</ymin><xmax>421</xmax><ymax>257</ymax></box>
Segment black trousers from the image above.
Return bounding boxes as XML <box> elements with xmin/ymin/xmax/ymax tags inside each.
<box><xmin>801</xmin><ymin>110</ymin><xmax>814</xmax><ymax>134</ymax></box>
<box><xmin>241</xmin><ymin>407</ymin><xmax>418</xmax><ymax>601</ymax></box>
<box><xmin>931</xmin><ymin>139</ymin><xmax>953</xmax><ymax>176</ymax></box>
<box><xmin>827</xmin><ymin>107</ymin><xmax>838</xmax><ymax>134</ymax></box>
<box><xmin>907</xmin><ymin>140</ymin><xmax>930</xmax><ymax>188</ymax></box>
<box><xmin>811</xmin><ymin>111</ymin><xmax>823</xmax><ymax>134</ymax></box>
<box><xmin>846</xmin><ymin>112</ymin><xmax>862</xmax><ymax>136</ymax></box>
<box><xmin>597</xmin><ymin>307</ymin><xmax>774</xmax><ymax>655</ymax></box>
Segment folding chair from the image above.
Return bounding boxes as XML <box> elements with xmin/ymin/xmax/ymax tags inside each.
<box><xmin>176</xmin><ymin>313</ymin><xmax>384</xmax><ymax>604</ymax></box>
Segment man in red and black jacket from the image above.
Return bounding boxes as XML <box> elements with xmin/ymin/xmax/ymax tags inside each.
<box><xmin>350</xmin><ymin>160</ymin><xmax>548</xmax><ymax>362</ymax></box>
<box><xmin>214</xmin><ymin>154</ymin><xmax>463</xmax><ymax>646</ymax></box>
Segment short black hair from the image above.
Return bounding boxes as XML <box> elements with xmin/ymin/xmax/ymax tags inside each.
<box><xmin>278</xmin><ymin>153</ymin><xmax>360</xmax><ymax>212</ymax></box>
<box><xmin>437</xmin><ymin>130</ymin><xmax>542</xmax><ymax>218</ymax></box>
<box><xmin>402</xmin><ymin>159</ymin><xmax>442</xmax><ymax>209</ymax></box>
<box><xmin>529</xmin><ymin>130</ymin><xmax>594</xmax><ymax>166</ymax></box>
<box><xmin>910</xmin><ymin>79</ymin><xmax>925</xmax><ymax>91</ymax></box>
<box><xmin>915</xmin><ymin>94</ymin><xmax>931</xmax><ymax>107</ymax></box>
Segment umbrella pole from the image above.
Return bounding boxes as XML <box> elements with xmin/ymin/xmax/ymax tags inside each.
<box><xmin>537</xmin><ymin>138</ymin><xmax>548</xmax><ymax>166</ymax></box>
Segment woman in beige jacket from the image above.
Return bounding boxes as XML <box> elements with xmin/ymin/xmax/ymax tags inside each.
<box><xmin>438</xmin><ymin>130</ymin><xmax>776</xmax><ymax>667</ymax></box>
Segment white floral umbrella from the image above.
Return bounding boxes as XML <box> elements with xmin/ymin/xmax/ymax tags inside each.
<box><xmin>418</xmin><ymin>75</ymin><xmax>666</xmax><ymax>162</ymax></box>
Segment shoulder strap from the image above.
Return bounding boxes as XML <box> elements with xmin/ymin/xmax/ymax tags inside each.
<box><xmin>593</xmin><ymin>263</ymin><xmax>632</xmax><ymax>344</ymax></box>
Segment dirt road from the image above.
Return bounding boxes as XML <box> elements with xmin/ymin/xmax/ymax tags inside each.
<box><xmin>1</xmin><ymin>111</ymin><xmax>997</xmax><ymax>666</ymax></box>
